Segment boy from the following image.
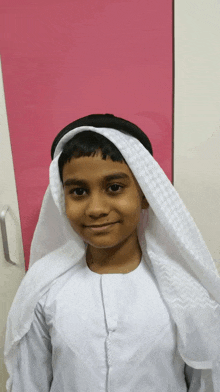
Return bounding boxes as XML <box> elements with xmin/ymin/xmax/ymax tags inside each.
<box><xmin>4</xmin><ymin>114</ymin><xmax>220</xmax><ymax>391</ymax></box>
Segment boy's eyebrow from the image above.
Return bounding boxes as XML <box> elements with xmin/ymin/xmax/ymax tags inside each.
<box><xmin>63</xmin><ymin>173</ymin><xmax>130</xmax><ymax>187</ymax></box>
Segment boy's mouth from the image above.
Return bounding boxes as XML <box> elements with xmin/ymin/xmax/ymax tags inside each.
<box><xmin>84</xmin><ymin>222</ymin><xmax>118</xmax><ymax>231</ymax></box>
<box><xmin>86</xmin><ymin>222</ymin><xmax>115</xmax><ymax>227</ymax></box>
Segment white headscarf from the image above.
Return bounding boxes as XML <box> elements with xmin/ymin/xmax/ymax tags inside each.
<box><xmin>4</xmin><ymin>126</ymin><xmax>220</xmax><ymax>390</ymax></box>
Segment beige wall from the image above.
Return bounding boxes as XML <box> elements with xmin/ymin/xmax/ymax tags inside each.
<box><xmin>174</xmin><ymin>0</ymin><xmax>220</xmax><ymax>272</ymax></box>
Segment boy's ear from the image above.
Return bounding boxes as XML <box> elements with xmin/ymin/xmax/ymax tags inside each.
<box><xmin>142</xmin><ymin>195</ymin><xmax>149</xmax><ymax>209</ymax></box>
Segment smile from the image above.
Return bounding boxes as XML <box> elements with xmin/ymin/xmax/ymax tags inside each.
<box><xmin>85</xmin><ymin>222</ymin><xmax>118</xmax><ymax>231</ymax></box>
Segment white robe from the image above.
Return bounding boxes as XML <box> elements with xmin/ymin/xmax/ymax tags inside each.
<box><xmin>10</xmin><ymin>255</ymin><xmax>209</xmax><ymax>391</ymax></box>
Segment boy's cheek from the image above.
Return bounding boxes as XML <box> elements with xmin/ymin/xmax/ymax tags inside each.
<box><xmin>65</xmin><ymin>199</ymin><xmax>77</xmax><ymax>215</ymax></box>
<box><xmin>65</xmin><ymin>207</ymin><xmax>77</xmax><ymax>224</ymax></box>
<box><xmin>67</xmin><ymin>219</ymin><xmax>80</xmax><ymax>234</ymax></box>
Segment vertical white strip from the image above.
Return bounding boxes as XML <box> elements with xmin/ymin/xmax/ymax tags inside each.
<box><xmin>174</xmin><ymin>1</ymin><xmax>220</xmax><ymax>268</ymax></box>
<box><xmin>0</xmin><ymin>58</ymin><xmax>25</xmax><ymax>390</ymax></box>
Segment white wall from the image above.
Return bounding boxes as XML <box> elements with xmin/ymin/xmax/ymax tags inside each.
<box><xmin>174</xmin><ymin>0</ymin><xmax>220</xmax><ymax>272</ymax></box>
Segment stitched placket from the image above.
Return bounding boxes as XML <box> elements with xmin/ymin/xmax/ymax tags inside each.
<box><xmin>100</xmin><ymin>274</ymin><xmax>120</xmax><ymax>392</ymax></box>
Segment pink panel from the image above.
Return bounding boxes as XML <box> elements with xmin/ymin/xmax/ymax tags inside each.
<box><xmin>0</xmin><ymin>0</ymin><xmax>173</xmax><ymax>269</ymax></box>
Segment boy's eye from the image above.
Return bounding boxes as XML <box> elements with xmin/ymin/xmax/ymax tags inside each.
<box><xmin>70</xmin><ymin>188</ymin><xmax>86</xmax><ymax>196</ymax></box>
<box><xmin>108</xmin><ymin>184</ymin><xmax>123</xmax><ymax>192</ymax></box>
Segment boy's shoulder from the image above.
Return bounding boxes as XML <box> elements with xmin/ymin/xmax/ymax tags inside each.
<box><xmin>17</xmin><ymin>241</ymin><xmax>85</xmax><ymax>312</ymax></box>
<box><xmin>27</xmin><ymin>241</ymin><xmax>85</xmax><ymax>285</ymax></box>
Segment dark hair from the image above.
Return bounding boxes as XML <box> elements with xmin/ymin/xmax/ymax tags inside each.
<box><xmin>58</xmin><ymin>131</ymin><xmax>126</xmax><ymax>183</ymax></box>
<box><xmin>51</xmin><ymin>114</ymin><xmax>153</xmax><ymax>183</ymax></box>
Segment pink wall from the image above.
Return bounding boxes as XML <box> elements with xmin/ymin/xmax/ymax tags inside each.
<box><xmin>0</xmin><ymin>0</ymin><xmax>173</xmax><ymax>269</ymax></box>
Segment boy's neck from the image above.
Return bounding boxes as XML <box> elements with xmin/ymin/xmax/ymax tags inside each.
<box><xmin>86</xmin><ymin>234</ymin><xmax>142</xmax><ymax>274</ymax></box>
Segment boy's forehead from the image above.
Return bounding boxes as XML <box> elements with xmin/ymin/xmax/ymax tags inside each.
<box><xmin>62</xmin><ymin>153</ymin><xmax>137</xmax><ymax>183</ymax></box>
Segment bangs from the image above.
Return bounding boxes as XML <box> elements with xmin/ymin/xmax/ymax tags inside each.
<box><xmin>58</xmin><ymin>131</ymin><xmax>125</xmax><ymax>183</ymax></box>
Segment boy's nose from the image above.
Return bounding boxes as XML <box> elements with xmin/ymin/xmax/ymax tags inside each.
<box><xmin>85</xmin><ymin>193</ymin><xmax>110</xmax><ymax>218</ymax></box>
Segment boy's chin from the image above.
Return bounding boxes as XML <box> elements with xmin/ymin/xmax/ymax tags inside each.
<box><xmin>83</xmin><ymin>234</ymin><xmax>128</xmax><ymax>250</ymax></box>
<box><xmin>85</xmin><ymin>240</ymin><xmax>121</xmax><ymax>250</ymax></box>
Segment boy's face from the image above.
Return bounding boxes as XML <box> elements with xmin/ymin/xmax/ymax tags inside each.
<box><xmin>63</xmin><ymin>151</ymin><xmax>149</xmax><ymax>250</ymax></box>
